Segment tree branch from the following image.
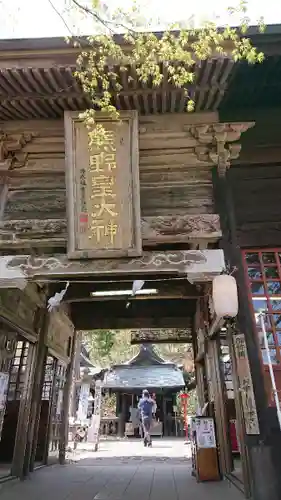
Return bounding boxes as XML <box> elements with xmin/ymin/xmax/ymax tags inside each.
<box><xmin>69</xmin><ymin>0</ymin><xmax>137</xmax><ymax>35</ymax></box>
<box><xmin>47</xmin><ymin>0</ymin><xmax>74</xmax><ymax>35</ymax></box>
<box><xmin>70</xmin><ymin>0</ymin><xmax>115</xmax><ymax>33</ymax></box>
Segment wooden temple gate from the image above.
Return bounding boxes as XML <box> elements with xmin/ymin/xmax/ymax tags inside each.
<box><xmin>0</xmin><ymin>33</ymin><xmax>280</xmax><ymax>500</ymax></box>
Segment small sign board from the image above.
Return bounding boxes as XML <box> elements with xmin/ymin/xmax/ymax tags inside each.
<box><xmin>195</xmin><ymin>417</ymin><xmax>216</xmax><ymax>449</ymax></box>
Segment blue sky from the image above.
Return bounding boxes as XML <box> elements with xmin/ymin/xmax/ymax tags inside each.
<box><xmin>0</xmin><ymin>0</ymin><xmax>281</xmax><ymax>39</ymax></box>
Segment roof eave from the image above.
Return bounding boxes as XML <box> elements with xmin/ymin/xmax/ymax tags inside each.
<box><xmin>0</xmin><ymin>23</ymin><xmax>281</xmax><ymax>55</ymax></box>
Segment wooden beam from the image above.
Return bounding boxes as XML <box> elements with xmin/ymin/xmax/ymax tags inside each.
<box><xmin>130</xmin><ymin>328</ymin><xmax>192</xmax><ymax>344</ymax></box>
<box><xmin>63</xmin><ymin>280</ymin><xmax>200</xmax><ymax>303</ymax></box>
<box><xmin>5</xmin><ymin>249</ymin><xmax>225</xmax><ymax>280</ymax></box>
<box><xmin>72</xmin><ymin>314</ymin><xmax>193</xmax><ymax>330</ymax></box>
<box><xmin>70</xmin><ymin>298</ymin><xmax>195</xmax><ymax>330</ymax></box>
<box><xmin>0</xmin><ymin>83</ymin><xmax>228</xmax><ymax>102</ymax></box>
<box><xmin>0</xmin><ymin>214</ymin><xmax>222</xmax><ymax>249</ymax></box>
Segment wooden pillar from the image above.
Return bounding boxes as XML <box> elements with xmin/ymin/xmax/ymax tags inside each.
<box><xmin>195</xmin><ymin>363</ymin><xmax>205</xmax><ymax>410</ymax></box>
<box><xmin>207</xmin><ymin>338</ymin><xmax>232</xmax><ymax>476</ymax></box>
<box><xmin>227</xmin><ymin>326</ymin><xmax>252</xmax><ymax>498</ymax></box>
<box><xmin>45</xmin><ymin>358</ymin><xmax>58</xmax><ymax>462</ymax></box>
<box><xmin>69</xmin><ymin>332</ymin><xmax>81</xmax><ymax>418</ymax></box>
<box><xmin>212</xmin><ymin>167</ymin><xmax>281</xmax><ymax>500</ymax></box>
<box><xmin>162</xmin><ymin>396</ymin><xmax>166</xmax><ymax>436</ymax></box>
<box><xmin>118</xmin><ymin>394</ymin><xmax>126</xmax><ymax>437</ymax></box>
<box><xmin>193</xmin><ymin>299</ymin><xmax>208</xmax><ymax>411</ymax></box>
<box><xmin>59</xmin><ymin>329</ymin><xmax>77</xmax><ymax>465</ymax></box>
<box><xmin>23</xmin><ymin>307</ymin><xmax>49</xmax><ymax>475</ymax></box>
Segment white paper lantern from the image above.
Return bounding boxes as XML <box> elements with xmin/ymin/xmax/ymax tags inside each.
<box><xmin>212</xmin><ymin>274</ymin><xmax>238</xmax><ymax>319</ymax></box>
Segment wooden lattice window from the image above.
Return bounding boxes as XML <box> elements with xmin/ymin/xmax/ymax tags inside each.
<box><xmin>42</xmin><ymin>356</ymin><xmax>56</xmax><ymax>400</ymax></box>
<box><xmin>243</xmin><ymin>250</ymin><xmax>281</xmax><ymax>367</ymax></box>
<box><xmin>8</xmin><ymin>340</ymin><xmax>30</xmax><ymax>400</ymax></box>
<box><xmin>49</xmin><ymin>361</ymin><xmax>66</xmax><ymax>453</ymax></box>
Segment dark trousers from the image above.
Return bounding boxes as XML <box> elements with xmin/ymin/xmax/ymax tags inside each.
<box><xmin>142</xmin><ymin>417</ymin><xmax>152</xmax><ymax>443</ymax></box>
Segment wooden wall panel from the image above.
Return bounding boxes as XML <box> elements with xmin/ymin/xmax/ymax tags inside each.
<box><xmin>139</xmin><ymin>114</ymin><xmax>214</xmax><ymax>217</ymax></box>
<box><xmin>229</xmin><ymin>164</ymin><xmax>281</xmax><ymax>247</ymax></box>
<box><xmin>2</xmin><ymin>120</ymin><xmax>65</xmax><ymax>225</ymax></box>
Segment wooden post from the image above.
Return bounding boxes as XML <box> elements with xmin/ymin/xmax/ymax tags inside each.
<box><xmin>227</xmin><ymin>325</ymin><xmax>252</xmax><ymax>498</ymax></box>
<box><xmin>59</xmin><ymin>329</ymin><xmax>77</xmax><ymax>465</ymax></box>
<box><xmin>212</xmin><ymin>167</ymin><xmax>281</xmax><ymax>500</ymax></box>
<box><xmin>162</xmin><ymin>395</ymin><xmax>166</xmax><ymax>436</ymax></box>
<box><xmin>118</xmin><ymin>394</ymin><xmax>126</xmax><ymax>437</ymax></box>
<box><xmin>23</xmin><ymin>308</ymin><xmax>49</xmax><ymax>475</ymax></box>
<box><xmin>69</xmin><ymin>331</ymin><xmax>81</xmax><ymax>418</ymax></box>
<box><xmin>44</xmin><ymin>358</ymin><xmax>58</xmax><ymax>463</ymax></box>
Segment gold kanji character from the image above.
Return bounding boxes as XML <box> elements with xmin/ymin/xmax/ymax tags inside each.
<box><xmin>91</xmin><ymin>175</ymin><xmax>116</xmax><ymax>200</ymax></box>
<box><xmin>104</xmin><ymin>130</ymin><xmax>116</xmax><ymax>153</ymax></box>
<box><xmin>92</xmin><ymin>201</ymin><xmax>117</xmax><ymax>217</ymax></box>
<box><xmin>92</xmin><ymin>175</ymin><xmax>114</xmax><ymax>188</ymax></box>
<box><xmin>90</xmin><ymin>153</ymin><xmax>104</xmax><ymax>173</ymax></box>
<box><xmin>105</xmin><ymin>221</ymin><xmax>118</xmax><ymax>244</ymax></box>
<box><xmin>89</xmin><ymin>152</ymin><xmax>117</xmax><ymax>173</ymax></box>
<box><xmin>89</xmin><ymin>223</ymin><xmax>105</xmax><ymax>243</ymax></box>
<box><xmin>103</xmin><ymin>152</ymin><xmax>116</xmax><ymax>171</ymax></box>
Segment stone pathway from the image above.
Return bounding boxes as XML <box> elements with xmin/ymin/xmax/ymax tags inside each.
<box><xmin>0</xmin><ymin>439</ymin><xmax>244</xmax><ymax>500</ymax></box>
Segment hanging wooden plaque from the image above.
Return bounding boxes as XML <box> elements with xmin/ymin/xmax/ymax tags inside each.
<box><xmin>234</xmin><ymin>334</ymin><xmax>260</xmax><ymax>435</ymax></box>
<box><xmin>64</xmin><ymin>111</ymin><xmax>142</xmax><ymax>259</ymax></box>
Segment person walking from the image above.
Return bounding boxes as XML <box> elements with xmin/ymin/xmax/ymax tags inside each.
<box><xmin>138</xmin><ymin>389</ymin><xmax>156</xmax><ymax>447</ymax></box>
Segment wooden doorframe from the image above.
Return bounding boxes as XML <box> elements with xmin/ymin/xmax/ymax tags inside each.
<box><xmin>44</xmin><ymin>356</ymin><xmax>58</xmax><ymax>463</ymax></box>
<box><xmin>59</xmin><ymin>329</ymin><xmax>76</xmax><ymax>464</ymax></box>
<box><xmin>227</xmin><ymin>326</ymin><xmax>252</xmax><ymax>498</ymax></box>
<box><xmin>11</xmin><ymin>340</ymin><xmax>37</xmax><ymax>478</ymax></box>
<box><xmin>25</xmin><ymin>309</ymin><xmax>49</xmax><ymax>474</ymax></box>
<box><xmin>206</xmin><ymin>337</ymin><xmax>233</xmax><ymax>476</ymax></box>
<box><xmin>0</xmin><ymin>326</ymin><xmax>17</xmax><ymax>444</ymax></box>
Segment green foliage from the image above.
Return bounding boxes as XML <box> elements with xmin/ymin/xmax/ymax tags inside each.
<box><xmin>102</xmin><ymin>392</ymin><xmax>117</xmax><ymax>416</ymax></box>
<box><xmin>91</xmin><ymin>330</ymin><xmax>115</xmax><ymax>356</ymax></box>
<box><xmin>83</xmin><ymin>329</ymin><xmax>138</xmax><ymax>367</ymax></box>
<box><xmin>64</xmin><ymin>0</ymin><xmax>265</xmax><ymax>144</ymax></box>
<box><xmin>83</xmin><ymin>329</ymin><xmax>194</xmax><ymax>371</ymax></box>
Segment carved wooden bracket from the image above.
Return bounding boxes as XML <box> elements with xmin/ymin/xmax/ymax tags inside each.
<box><xmin>0</xmin><ymin>131</ymin><xmax>38</xmax><ymax>172</ymax></box>
<box><xmin>189</xmin><ymin>122</ymin><xmax>255</xmax><ymax>176</ymax></box>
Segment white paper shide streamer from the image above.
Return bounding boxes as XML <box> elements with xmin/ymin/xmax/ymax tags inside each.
<box><xmin>126</xmin><ymin>280</ymin><xmax>145</xmax><ymax>308</ymax></box>
<box><xmin>132</xmin><ymin>280</ymin><xmax>145</xmax><ymax>296</ymax></box>
<box><xmin>47</xmin><ymin>282</ymin><xmax>70</xmax><ymax>312</ymax></box>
